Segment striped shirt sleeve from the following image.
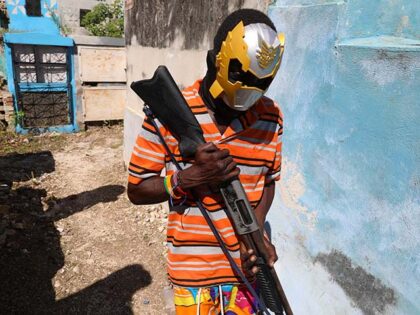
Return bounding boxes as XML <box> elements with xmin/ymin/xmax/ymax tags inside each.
<box><xmin>128</xmin><ymin>117</ymin><xmax>166</xmax><ymax>185</ymax></box>
<box><xmin>266</xmin><ymin>109</ymin><xmax>283</xmax><ymax>183</ymax></box>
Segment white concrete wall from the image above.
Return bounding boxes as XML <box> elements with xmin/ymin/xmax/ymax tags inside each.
<box><xmin>124</xmin><ymin>46</ymin><xmax>207</xmax><ymax>162</ymax></box>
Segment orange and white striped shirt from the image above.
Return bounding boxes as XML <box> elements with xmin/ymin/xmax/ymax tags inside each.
<box><xmin>128</xmin><ymin>80</ymin><xmax>283</xmax><ymax>287</ymax></box>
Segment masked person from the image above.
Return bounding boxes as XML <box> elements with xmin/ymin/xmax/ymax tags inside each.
<box><xmin>127</xmin><ymin>8</ymin><xmax>285</xmax><ymax>315</ymax></box>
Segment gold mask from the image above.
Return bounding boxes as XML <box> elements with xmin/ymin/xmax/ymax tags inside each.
<box><xmin>210</xmin><ymin>21</ymin><xmax>285</xmax><ymax>111</ymax></box>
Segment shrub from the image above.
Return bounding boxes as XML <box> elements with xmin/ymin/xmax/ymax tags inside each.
<box><xmin>81</xmin><ymin>0</ymin><xmax>124</xmax><ymax>38</ymax></box>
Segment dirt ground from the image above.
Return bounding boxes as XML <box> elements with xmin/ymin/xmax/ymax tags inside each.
<box><xmin>0</xmin><ymin>125</ymin><xmax>169</xmax><ymax>314</ymax></box>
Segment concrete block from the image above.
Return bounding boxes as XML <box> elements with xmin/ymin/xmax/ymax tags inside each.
<box><xmin>79</xmin><ymin>46</ymin><xmax>127</xmax><ymax>83</ymax></box>
<box><xmin>82</xmin><ymin>86</ymin><xmax>126</xmax><ymax>121</ymax></box>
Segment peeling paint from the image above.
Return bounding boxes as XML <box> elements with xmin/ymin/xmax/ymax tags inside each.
<box><xmin>279</xmin><ymin>157</ymin><xmax>318</xmax><ymax>229</ymax></box>
<box><xmin>270</xmin><ymin>227</ymin><xmax>365</xmax><ymax>315</ymax></box>
<box><xmin>359</xmin><ymin>50</ymin><xmax>420</xmax><ymax>86</ymax></box>
<box><xmin>396</xmin><ymin>15</ymin><xmax>410</xmax><ymax>36</ymax></box>
<box><xmin>315</xmin><ymin>250</ymin><xmax>397</xmax><ymax>315</ymax></box>
<box><xmin>268</xmin><ymin>0</ymin><xmax>419</xmax><ymax>314</ymax></box>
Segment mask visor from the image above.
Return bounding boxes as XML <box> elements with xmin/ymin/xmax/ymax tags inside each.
<box><xmin>223</xmin><ymin>88</ymin><xmax>264</xmax><ymax>111</ymax></box>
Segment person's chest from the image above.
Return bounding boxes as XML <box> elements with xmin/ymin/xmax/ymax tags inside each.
<box><xmin>199</xmin><ymin>111</ymin><xmax>278</xmax><ymax>170</ymax></box>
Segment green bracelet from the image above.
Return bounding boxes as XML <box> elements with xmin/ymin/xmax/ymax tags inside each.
<box><xmin>163</xmin><ymin>176</ymin><xmax>171</xmax><ymax>195</ymax></box>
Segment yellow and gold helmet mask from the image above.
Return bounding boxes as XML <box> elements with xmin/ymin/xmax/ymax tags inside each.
<box><xmin>210</xmin><ymin>21</ymin><xmax>285</xmax><ymax>111</ymax></box>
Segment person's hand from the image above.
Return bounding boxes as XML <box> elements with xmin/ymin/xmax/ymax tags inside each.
<box><xmin>179</xmin><ymin>142</ymin><xmax>240</xmax><ymax>190</ymax></box>
<box><xmin>262</xmin><ymin>231</ymin><xmax>278</xmax><ymax>268</ymax></box>
<box><xmin>240</xmin><ymin>232</ymin><xmax>279</xmax><ymax>281</ymax></box>
<box><xmin>240</xmin><ymin>242</ymin><xmax>258</xmax><ymax>281</ymax></box>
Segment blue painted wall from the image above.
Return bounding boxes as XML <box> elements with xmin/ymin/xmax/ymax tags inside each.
<box><xmin>339</xmin><ymin>0</ymin><xmax>419</xmax><ymax>40</ymax></box>
<box><xmin>4</xmin><ymin>0</ymin><xmax>77</xmax><ymax>133</ymax></box>
<box><xmin>7</xmin><ymin>0</ymin><xmax>59</xmax><ymax>34</ymax></box>
<box><xmin>267</xmin><ymin>1</ymin><xmax>419</xmax><ymax>314</ymax></box>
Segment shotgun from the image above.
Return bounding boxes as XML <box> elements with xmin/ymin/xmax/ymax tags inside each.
<box><xmin>131</xmin><ymin>66</ymin><xmax>293</xmax><ymax>315</ymax></box>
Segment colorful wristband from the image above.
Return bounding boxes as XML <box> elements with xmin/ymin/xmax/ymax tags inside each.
<box><xmin>163</xmin><ymin>175</ymin><xmax>172</xmax><ymax>196</ymax></box>
<box><xmin>172</xmin><ymin>170</ymin><xmax>187</xmax><ymax>195</ymax></box>
<box><xmin>165</xmin><ymin>173</ymin><xmax>184</xmax><ymax>200</ymax></box>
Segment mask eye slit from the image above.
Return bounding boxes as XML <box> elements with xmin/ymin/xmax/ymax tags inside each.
<box><xmin>228</xmin><ymin>59</ymin><xmax>273</xmax><ymax>90</ymax></box>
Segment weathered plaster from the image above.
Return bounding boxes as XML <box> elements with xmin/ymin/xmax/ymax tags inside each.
<box><xmin>338</xmin><ymin>0</ymin><xmax>420</xmax><ymax>40</ymax></box>
<box><xmin>125</xmin><ymin>0</ymin><xmax>270</xmax><ymax>49</ymax></box>
<box><xmin>315</xmin><ymin>250</ymin><xmax>397</xmax><ymax>315</ymax></box>
<box><xmin>123</xmin><ymin>45</ymin><xmax>208</xmax><ymax>162</ymax></box>
<box><xmin>268</xmin><ymin>194</ymin><xmax>364</xmax><ymax>314</ymax></box>
<box><xmin>279</xmin><ymin>158</ymin><xmax>317</xmax><ymax>230</ymax></box>
<box><xmin>359</xmin><ymin>50</ymin><xmax>420</xmax><ymax>86</ymax></box>
<box><xmin>268</xmin><ymin>0</ymin><xmax>419</xmax><ymax>314</ymax></box>
<box><xmin>126</xmin><ymin>0</ymin><xmax>243</xmax><ymax>48</ymax></box>
<box><xmin>123</xmin><ymin>1</ymin><xmax>419</xmax><ymax>313</ymax></box>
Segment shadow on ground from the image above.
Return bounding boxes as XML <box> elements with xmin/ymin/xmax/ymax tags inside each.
<box><xmin>0</xmin><ymin>151</ymin><xmax>151</xmax><ymax>314</ymax></box>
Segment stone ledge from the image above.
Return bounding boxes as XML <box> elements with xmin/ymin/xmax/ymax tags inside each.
<box><xmin>270</xmin><ymin>1</ymin><xmax>344</xmax><ymax>9</ymax></box>
<box><xmin>336</xmin><ymin>36</ymin><xmax>420</xmax><ymax>52</ymax></box>
<box><xmin>72</xmin><ymin>35</ymin><xmax>125</xmax><ymax>47</ymax></box>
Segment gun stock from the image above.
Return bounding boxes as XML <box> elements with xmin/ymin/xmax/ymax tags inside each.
<box><xmin>130</xmin><ymin>66</ymin><xmax>205</xmax><ymax>158</ymax></box>
<box><xmin>130</xmin><ymin>66</ymin><xmax>292</xmax><ymax>315</ymax></box>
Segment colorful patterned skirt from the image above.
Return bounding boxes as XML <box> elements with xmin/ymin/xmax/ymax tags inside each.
<box><xmin>173</xmin><ymin>284</ymin><xmax>259</xmax><ymax>315</ymax></box>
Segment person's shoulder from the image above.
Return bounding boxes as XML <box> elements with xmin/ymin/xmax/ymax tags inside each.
<box><xmin>181</xmin><ymin>80</ymin><xmax>201</xmax><ymax>99</ymax></box>
<box><xmin>181</xmin><ymin>80</ymin><xmax>199</xmax><ymax>92</ymax></box>
<box><xmin>256</xmin><ymin>96</ymin><xmax>283</xmax><ymax>121</ymax></box>
<box><xmin>181</xmin><ymin>80</ymin><xmax>206</xmax><ymax>113</ymax></box>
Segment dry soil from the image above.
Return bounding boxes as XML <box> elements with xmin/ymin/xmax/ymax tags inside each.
<box><xmin>0</xmin><ymin>125</ymin><xmax>169</xmax><ymax>314</ymax></box>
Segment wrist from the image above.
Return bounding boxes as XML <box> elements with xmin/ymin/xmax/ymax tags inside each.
<box><xmin>177</xmin><ymin>166</ymin><xmax>201</xmax><ymax>190</ymax></box>
<box><xmin>164</xmin><ymin>173</ymin><xmax>186</xmax><ymax>200</ymax></box>
<box><xmin>255</xmin><ymin>212</ymin><xmax>266</xmax><ymax>228</ymax></box>
<box><xmin>172</xmin><ymin>170</ymin><xmax>187</xmax><ymax>196</ymax></box>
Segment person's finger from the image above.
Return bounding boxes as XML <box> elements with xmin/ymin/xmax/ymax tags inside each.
<box><xmin>272</xmin><ymin>249</ymin><xmax>279</xmax><ymax>266</ymax></box>
<box><xmin>213</xmin><ymin>148</ymin><xmax>230</xmax><ymax>160</ymax></box>
<box><xmin>223</xmin><ymin>160</ymin><xmax>237</xmax><ymax>174</ymax></box>
<box><xmin>251</xmin><ymin>266</ymin><xmax>260</xmax><ymax>275</ymax></box>
<box><xmin>240</xmin><ymin>246</ymin><xmax>252</xmax><ymax>263</ymax></box>
<box><xmin>264</xmin><ymin>240</ymin><xmax>278</xmax><ymax>267</ymax></box>
<box><xmin>216</xmin><ymin>159</ymin><xmax>228</xmax><ymax>172</ymax></box>
<box><xmin>242</xmin><ymin>254</ymin><xmax>257</xmax><ymax>274</ymax></box>
<box><xmin>223</xmin><ymin>167</ymin><xmax>240</xmax><ymax>181</ymax></box>
<box><xmin>242</xmin><ymin>256</ymin><xmax>253</xmax><ymax>270</ymax></box>
<box><xmin>223</xmin><ymin>156</ymin><xmax>234</xmax><ymax>165</ymax></box>
<box><xmin>200</xmin><ymin>142</ymin><xmax>218</xmax><ymax>152</ymax></box>
<box><xmin>239</xmin><ymin>241</ymin><xmax>248</xmax><ymax>254</ymax></box>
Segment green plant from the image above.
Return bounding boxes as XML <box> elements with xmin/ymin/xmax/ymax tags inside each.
<box><xmin>13</xmin><ymin>110</ymin><xmax>25</xmax><ymax>127</ymax></box>
<box><xmin>0</xmin><ymin>28</ymin><xmax>6</xmax><ymax>36</ymax></box>
<box><xmin>81</xmin><ymin>0</ymin><xmax>124</xmax><ymax>38</ymax></box>
<box><xmin>0</xmin><ymin>27</ymin><xmax>6</xmax><ymax>46</ymax></box>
